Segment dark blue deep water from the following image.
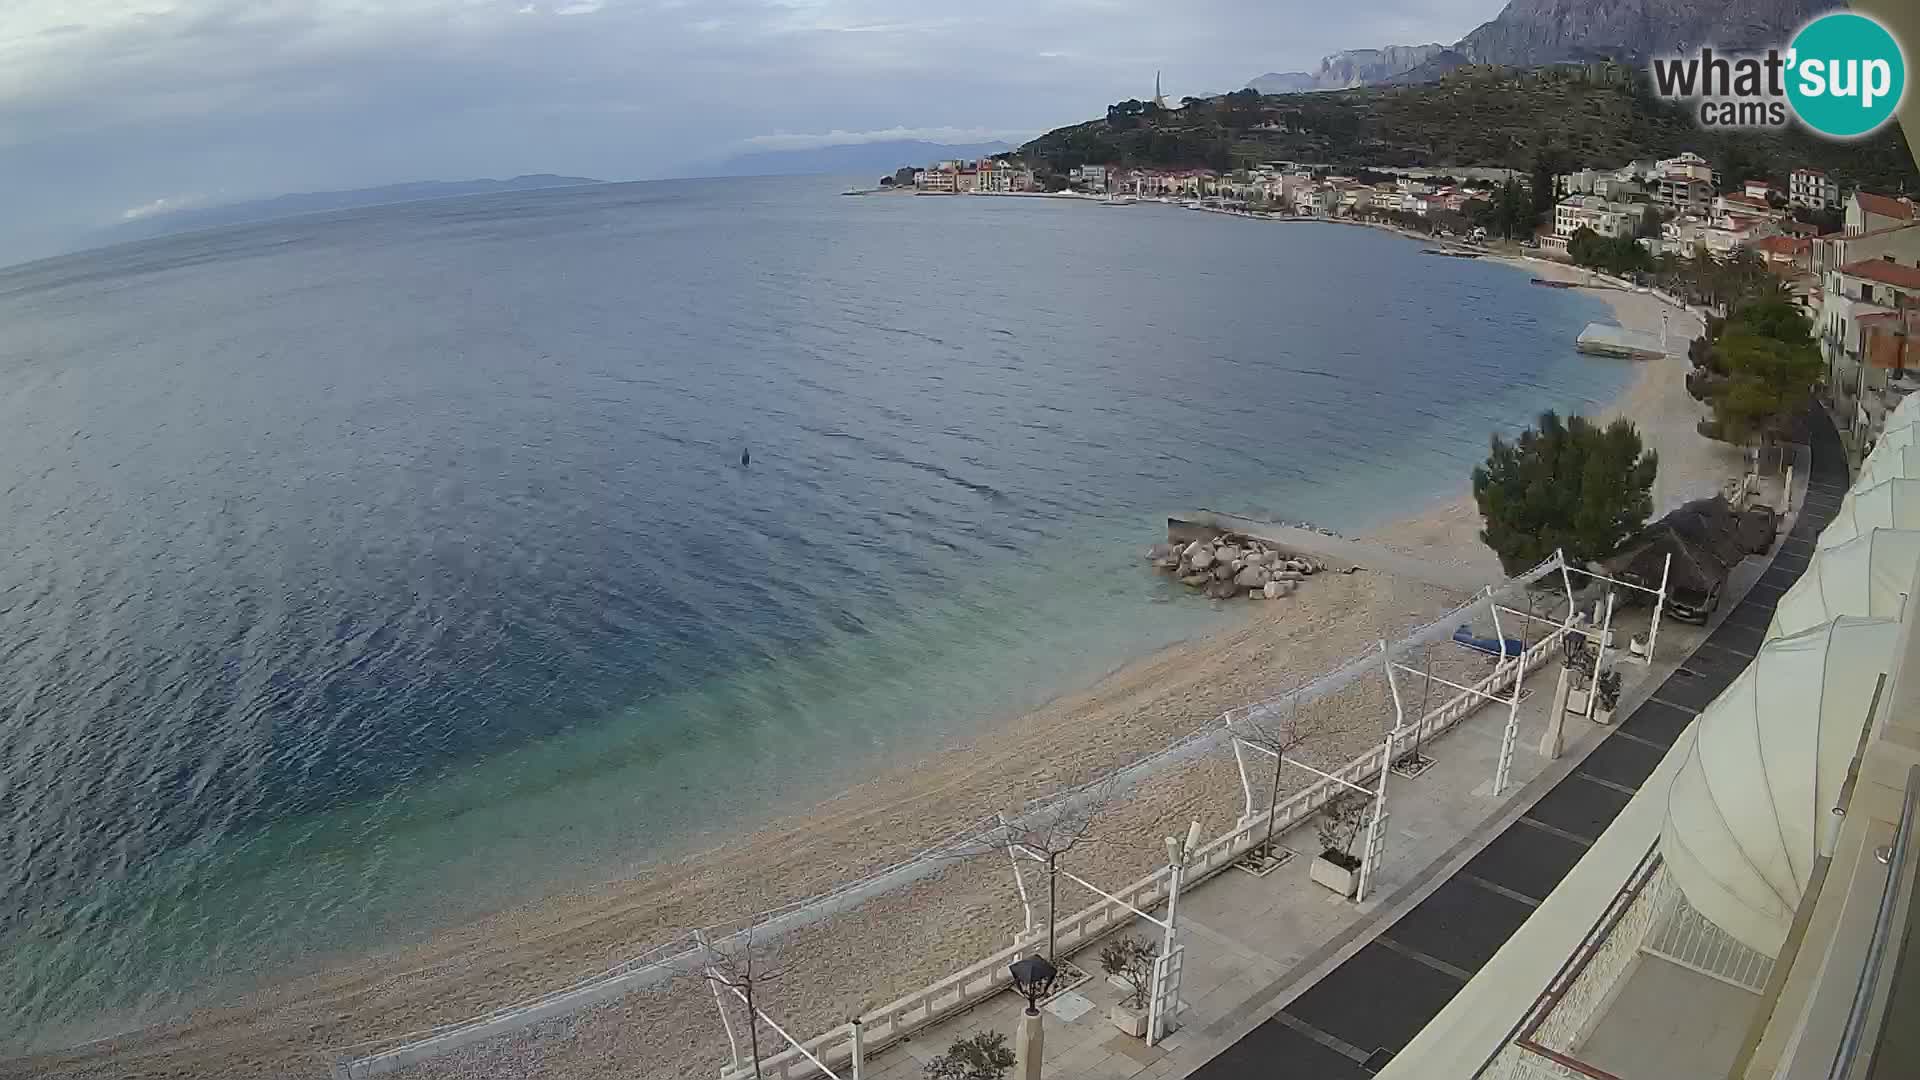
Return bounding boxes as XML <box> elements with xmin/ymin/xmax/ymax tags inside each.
<box><xmin>0</xmin><ymin>176</ymin><xmax>1619</xmax><ymax>1046</ymax></box>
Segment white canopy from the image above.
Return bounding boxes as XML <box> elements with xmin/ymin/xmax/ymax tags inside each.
<box><xmin>1885</xmin><ymin>392</ymin><xmax>1920</xmax><ymax>433</ymax></box>
<box><xmin>1820</xmin><ymin>478</ymin><xmax>1920</xmax><ymax>548</ymax></box>
<box><xmin>1661</xmin><ymin>616</ymin><xmax>1899</xmax><ymax>957</ymax></box>
<box><xmin>1768</xmin><ymin>529</ymin><xmax>1920</xmax><ymax>639</ymax></box>
<box><xmin>1852</xmin><ymin>443</ymin><xmax>1920</xmax><ymax>491</ymax></box>
<box><xmin>1872</xmin><ymin>418</ymin><xmax>1920</xmax><ymax>452</ymax></box>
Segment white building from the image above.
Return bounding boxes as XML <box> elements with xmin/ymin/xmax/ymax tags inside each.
<box><xmin>1545</xmin><ymin>194</ymin><xmax>1641</xmax><ymax>251</ymax></box>
<box><xmin>1845</xmin><ymin>190</ymin><xmax>1917</xmax><ymax>236</ymax></box>
<box><xmin>1068</xmin><ymin>164</ymin><xmax>1108</xmax><ymax>192</ymax></box>
<box><xmin>1815</xmin><ymin>221</ymin><xmax>1920</xmax><ymax>438</ymax></box>
<box><xmin>1790</xmin><ymin>168</ymin><xmax>1840</xmax><ymax>211</ymax></box>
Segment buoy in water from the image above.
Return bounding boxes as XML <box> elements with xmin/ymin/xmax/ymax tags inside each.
<box><xmin>740</xmin><ymin>448</ymin><xmax>750</xmax><ymax>467</ymax></box>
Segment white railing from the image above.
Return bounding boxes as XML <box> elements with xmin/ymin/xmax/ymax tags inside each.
<box><xmin>329</xmin><ymin>555</ymin><xmax>1574</xmax><ymax>1078</ymax></box>
<box><xmin>1643</xmin><ymin>873</ymin><xmax>1775</xmax><ymax>993</ymax></box>
<box><xmin>724</xmin><ymin>625</ymin><xmax>1570</xmax><ymax>1080</ymax></box>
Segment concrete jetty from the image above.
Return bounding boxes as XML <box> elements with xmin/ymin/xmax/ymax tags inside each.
<box><xmin>1168</xmin><ymin>509</ymin><xmax>1494</xmax><ymax>595</ymax></box>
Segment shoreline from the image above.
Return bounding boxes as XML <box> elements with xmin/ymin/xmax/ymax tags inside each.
<box><xmin>8</xmin><ymin>238</ymin><xmax>1734</xmax><ymax>1080</ymax></box>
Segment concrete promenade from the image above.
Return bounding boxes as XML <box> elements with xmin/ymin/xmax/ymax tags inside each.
<box><xmin>847</xmin><ymin>415</ymin><xmax>1838</xmax><ymax>1080</ymax></box>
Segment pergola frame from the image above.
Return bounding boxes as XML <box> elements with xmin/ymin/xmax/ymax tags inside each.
<box><xmin>701</xmin><ymin>928</ymin><xmax>851</xmax><ymax>1080</ymax></box>
<box><xmin>1001</xmin><ymin>822</ymin><xmax>1202</xmax><ymax>1045</ymax></box>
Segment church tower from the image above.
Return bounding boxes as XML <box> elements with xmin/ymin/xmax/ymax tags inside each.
<box><xmin>1153</xmin><ymin>71</ymin><xmax>1167</xmax><ymax>109</ymax></box>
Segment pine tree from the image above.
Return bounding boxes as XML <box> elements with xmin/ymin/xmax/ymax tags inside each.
<box><xmin>1471</xmin><ymin>412</ymin><xmax>1659</xmax><ymax>575</ymax></box>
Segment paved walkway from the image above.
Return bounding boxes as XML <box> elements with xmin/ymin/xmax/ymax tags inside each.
<box><xmin>1182</xmin><ymin>408</ymin><xmax>1848</xmax><ymax>1078</ymax></box>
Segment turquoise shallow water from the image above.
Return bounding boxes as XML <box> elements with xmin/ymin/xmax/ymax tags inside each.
<box><xmin>0</xmin><ymin>177</ymin><xmax>1622</xmax><ymax>1048</ymax></box>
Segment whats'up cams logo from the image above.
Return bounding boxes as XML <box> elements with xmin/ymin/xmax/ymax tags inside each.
<box><xmin>1651</xmin><ymin>10</ymin><xmax>1906</xmax><ymax>138</ymax></box>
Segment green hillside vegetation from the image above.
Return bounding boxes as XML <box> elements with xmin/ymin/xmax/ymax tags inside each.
<box><xmin>1019</xmin><ymin>68</ymin><xmax>1916</xmax><ymax>194</ymax></box>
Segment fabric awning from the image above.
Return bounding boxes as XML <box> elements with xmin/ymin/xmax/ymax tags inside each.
<box><xmin>1661</xmin><ymin>616</ymin><xmax>1900</xmax><ymax>957</ymax></box>
<box><xmin>1768</xmin><ymin>528</ymin><xmax>1920</xmax><ymax>638</ymax></box>
<box><xmin>1820</xmin><ymin>478</ymin><xmax>1920</xmax><ymax>548</ymax></box>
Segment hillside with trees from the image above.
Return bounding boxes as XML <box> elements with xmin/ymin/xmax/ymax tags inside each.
<box><xmin>1018</xmin><ymin>67</ymin><xmax>1916</xmax><ymax>194</ymax></box>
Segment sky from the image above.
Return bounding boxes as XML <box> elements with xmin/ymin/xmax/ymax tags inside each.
<box><xmin>0</xmin><ymin>0</ymin><xmax>1500</xmax><ymax>262</ymax></box>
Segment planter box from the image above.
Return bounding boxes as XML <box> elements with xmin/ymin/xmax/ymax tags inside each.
<box><xmin>1109</xmin><ymin>1003</ymin><xmax>1148</xmax><ymax>1037</ymax></box>
<box><xmin>1593</xmin><ymin>706</ymin><xmax>1615</xmax><ymax>725</ymax></box>
<box><xmin>1568</xmin><ymin>689</ymin><xmax>1591</xmax><ymax>715</ymax></box>
<box><xmin>1310</xmin><ymin>854</ymin><xmax>1359</xmax><ymax>898</ymax></box>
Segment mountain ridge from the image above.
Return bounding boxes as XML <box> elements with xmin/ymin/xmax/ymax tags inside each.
<box><xmin>1247</xmin><ymin>45</ymin><xmax>1450</xmax><ymax>94</ymax></box>
<box><xmin>1248</xmin><ymin>0</ymin><xmax>1831</xmax><ymax>91</ymax></box>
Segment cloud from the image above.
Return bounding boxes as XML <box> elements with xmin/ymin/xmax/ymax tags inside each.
<box><xmin>0</xmin><ymin>0</ymin><xmax>1504</xmax><ymax>262</ymax></box>
<box><xmin>740</xmin><ymin>125</ymin><xmax>1041</xmax><ymax>151</ymax></box>
<box><xmin>120</xmin><ymin>193</ymin><xmax>207</xmax><ymax>221</ymax></box>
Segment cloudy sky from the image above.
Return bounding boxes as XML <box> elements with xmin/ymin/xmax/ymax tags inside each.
<box><xmin>1</xmin><ymin>0</ymin><xmax>1499</xmax><ymax>262</ymax></box>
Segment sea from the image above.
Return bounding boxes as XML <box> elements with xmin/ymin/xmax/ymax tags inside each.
<box><xmin>0</xmin><ymin>175</ymin><xmax>1621</xmax><ymax>1049</ymax></box>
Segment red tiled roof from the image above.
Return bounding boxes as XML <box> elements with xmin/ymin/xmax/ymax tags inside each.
<box><xmin>1841</xmin><ymin>258</ymin><xmax>1920</xmax><ymax>290</ymax></box>
<box><xmin>1794</xmin><ymin>168</ymin><xmax>1829</xmax><ymax>178</ymax></box>
<box><xmin>1857</xmin><ymin>192</ymin><xmax>1917</xmax><ymax>221</ymax></box>
<box><xmin>1753</xmin><ymin>235</ymin><xmax>1807</xmax><ymax>257</ymax></box>
<box><xmin>1722</xmin><ymin>193</ymin><xmax>1773</xmax><ymax>210</ymax></box>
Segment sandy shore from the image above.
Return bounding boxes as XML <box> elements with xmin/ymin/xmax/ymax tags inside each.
<box><xmin>6</xmin><ymin>253</ymin><xmax>1742</xmax><ymax>1080</ymax></box>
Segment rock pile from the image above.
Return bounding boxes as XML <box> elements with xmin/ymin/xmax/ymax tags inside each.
<box><xmin>1145</xmin><ymin>535</ymin><xmax>1323</xmax><ymax>600</ymax></box>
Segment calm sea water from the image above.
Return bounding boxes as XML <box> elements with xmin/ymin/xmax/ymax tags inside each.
<box><xmin>0</xmin><ymin>176</ymin><xmax>1619</xmax><ymax>1047</ymax></box>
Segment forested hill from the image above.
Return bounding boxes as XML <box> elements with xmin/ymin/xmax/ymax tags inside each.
<box><xmin>1018</xmin><ymin>69</ymin><xmax>1916</xmax><ymax>194</ymax></box>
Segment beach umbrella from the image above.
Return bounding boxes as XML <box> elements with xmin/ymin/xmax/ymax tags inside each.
<box><xmin>1852</xmin><ymin>443</ymin><xmax>1920</xmax><ymax>491</ymax></box>
<box><xmin>1661</xmin><ymin>616</ymin><xmax>1900</xmax><ymax>957</ymax></box>
<box><xmin>1768</xmin><ymin>528</ymin><xmax>1920</xmax><ymax>639</ymax></box>
<box><xmin>1820</xmin><ymin>478</ymin><xmax>1920</xmax><ymax>548</ymax></box>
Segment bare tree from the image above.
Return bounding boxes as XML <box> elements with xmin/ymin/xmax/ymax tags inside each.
<box><xmin>695</xmin><ymin>912</ymin><xmax>788</xmax><ymax>1079</ymax></box>
<box><xmin>1227</xmin><ymin>692</ymin><xmax>1318</xmax><ymax>865</ymax></box>
<box><xmin>970</xmin><ymin>774</ymin><xmax>1123</xmax><ymax>965</ymax></box>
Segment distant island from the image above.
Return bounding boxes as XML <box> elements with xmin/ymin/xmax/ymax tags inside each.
<box><xmin>97</xmin><ymin>174</ymin><xmax>603</xmax><ymax>246</ymax></box>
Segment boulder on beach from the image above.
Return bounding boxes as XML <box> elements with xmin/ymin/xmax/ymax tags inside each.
<box><xmin>1263</xmin><ymin>580</ymin><xmax>1283</xmax><ymax>599</ymax></box>
<box><xmin>1215</xmin><ymin>546</ymin><xmax>1242</xmax><ymax>565</ymax></box>
<box><xmin>1211</xmin><ymin>563</ymin><xmax>1236</xmax><ymax>581</ymax></box>
<box><xmin>1234</xmin><ymin>566</ymin><xmax>1267</xmax><ymax>588</ymax></box>
<box><xmin>1204</xmin><ymin>579</ymin><xmax>1238</xmax><ymax>599</ymax></box>
<box><xmin>1180</xmin><ymin>573</ymin><xmax>1209</xmax><ymax>587</ymax></box>
<box><xmin>1189</xmin><ymin>547</ymin><xmax>1216</xmax><ymax>571</ymax></box>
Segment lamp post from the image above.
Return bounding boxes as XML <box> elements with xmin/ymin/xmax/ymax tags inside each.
<box><xmin>1008</xmin><ymin>954</ymin><xmax>1057</xmax><ymax>1080</ymax></box>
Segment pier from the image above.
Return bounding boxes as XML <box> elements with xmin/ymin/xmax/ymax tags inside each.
<box><xmin>1167</xmin><ymin>509</ymin><xmax>1496</xmax><ymax>595</ymax></box>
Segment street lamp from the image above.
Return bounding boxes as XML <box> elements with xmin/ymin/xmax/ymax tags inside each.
<box><xmin>1008</xmin><ymin>954</ymin><xmax>1057</xmax><ymax>1080</ymax></box>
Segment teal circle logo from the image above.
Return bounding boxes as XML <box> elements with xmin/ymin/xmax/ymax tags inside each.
<box><xmin>1787</xmin><ymin>12</ymin><xmax>1906</xmax><ymax>138</ymax></box>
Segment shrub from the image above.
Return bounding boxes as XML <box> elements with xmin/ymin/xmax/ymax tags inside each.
<box><xmin>925</xmin><ymin>1031</ymin><xmax>1016</xmax><ymax>1080</ymax></box>
<box><xmin>1098</xmin><ymin>936</ymin><xmax>1160</xmax><ymax>1011</ymax></box>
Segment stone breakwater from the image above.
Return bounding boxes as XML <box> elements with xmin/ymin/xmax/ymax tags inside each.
<box><xmin>1145</xmin><ymin>534</ymin><xmax>1326</xmax><ymax>600</ymax></box>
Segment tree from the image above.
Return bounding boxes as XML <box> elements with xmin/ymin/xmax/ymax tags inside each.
<box><xmin>1567</xmin><ymin>227</ymin><xmax>1650</xmax><ymax>276</ymax></box>
<box><xmin>696</xmin><ymin>916</ymin><xmax>788</xmax><ymax>1080</ymax></box>
<box><xmin>1483</xmin><ymin>178</ymin><xmax>1533</xmax><ymax>241</ymax></box>
<box><xmin>925</xmin><ymin>1031</ymin><xmax>1016</xmax><ymax>1080</ymax></box>
<box><xmin>1694</xmin><ymin>298</ymin><xmax>1822</xmax><ymax>444</ymax></box>
<box><xmin>1529</xmin><ymin>145</ymin><xmax>1574</xmax><ymax>226</ymax></box>
<box><xmin>1472</xmin><ymin>411</ymin><xmax>1659</xmax><ymax>575</ymax></box>
<box><xmin>971</xmin><ymin>777</ymin><xmax>1120</xmax><ymax>965</ymax></box>
<box><xmin>1226</xmin><ymin>694</ymin><xmax>1318</xmax><ymax>866</ymax></box>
